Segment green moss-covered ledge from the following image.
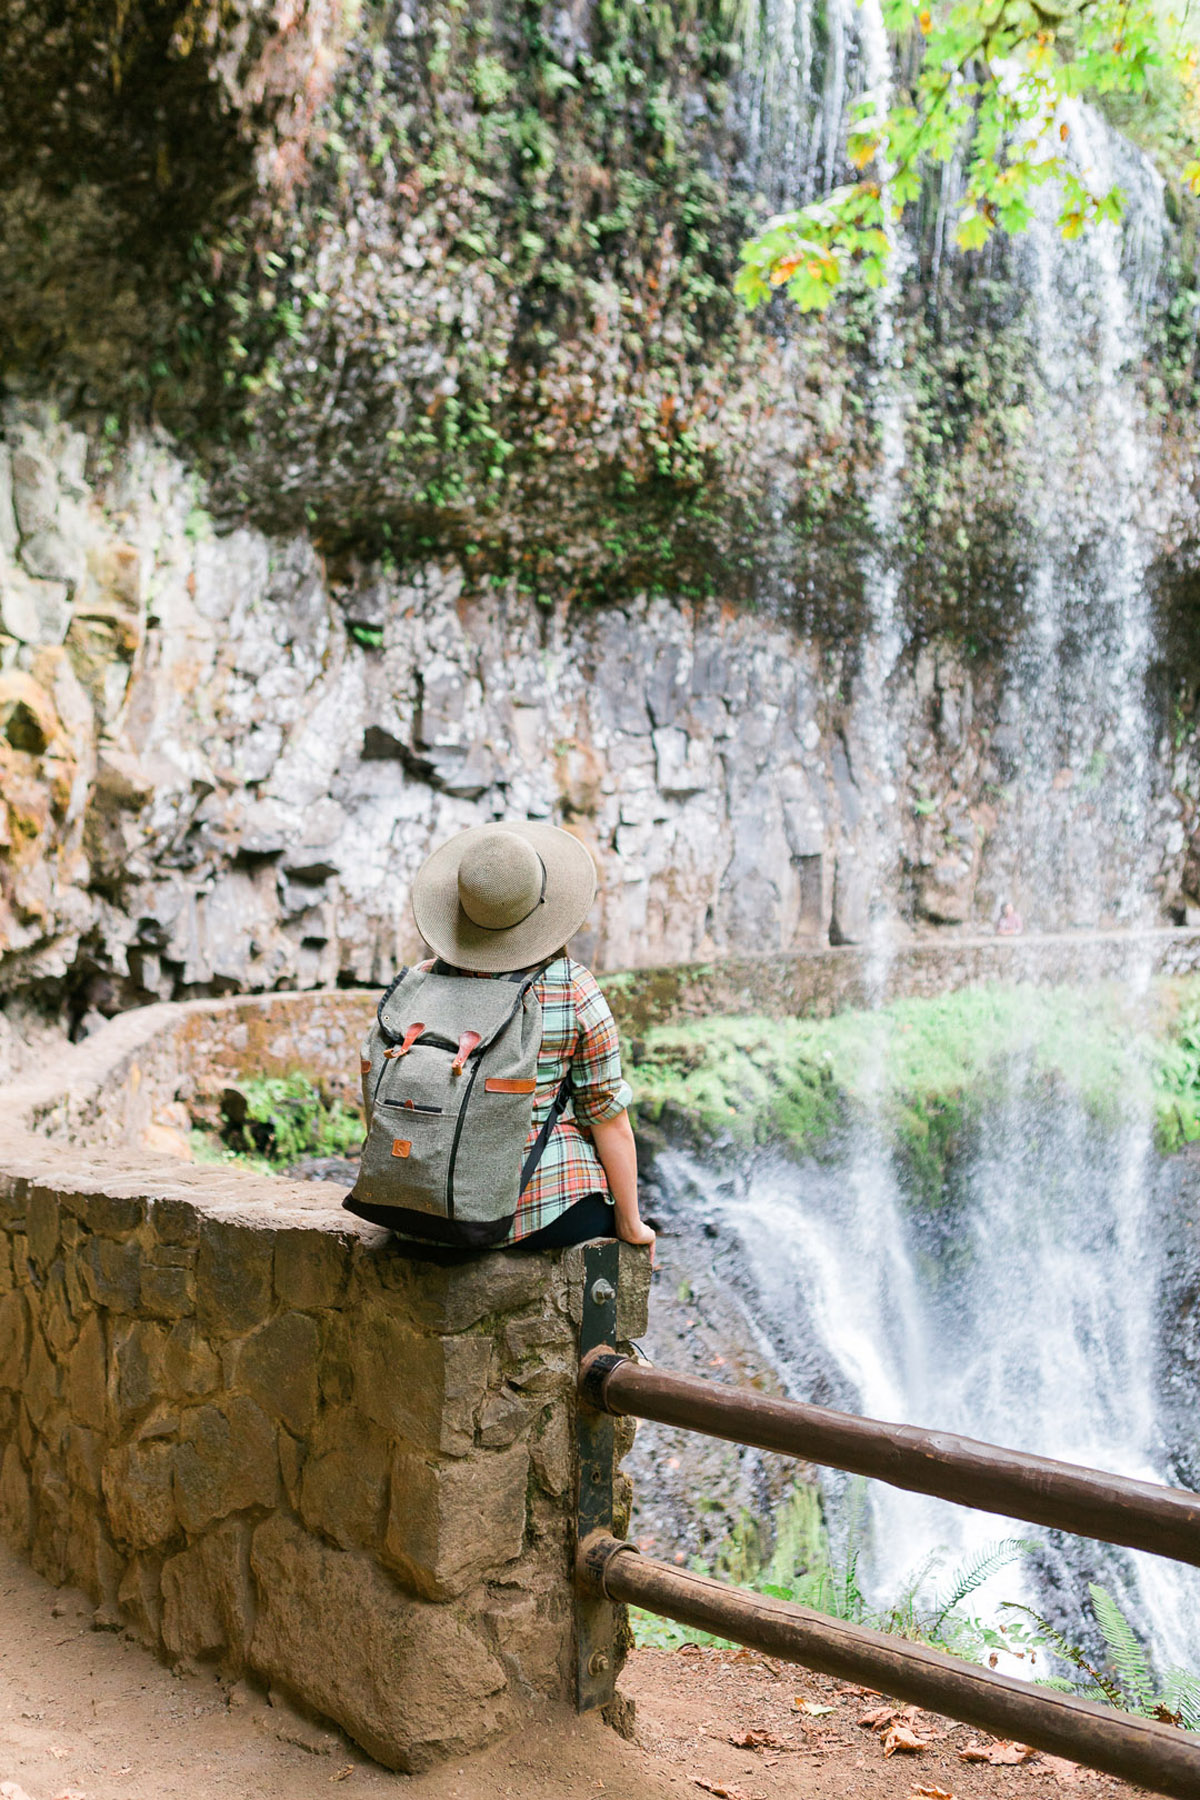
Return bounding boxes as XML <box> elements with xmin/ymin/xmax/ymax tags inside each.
<box><xmin>628</xmin><ymin>976</ymin><xmax>1200</xmax><ymax>1207</ymax></box>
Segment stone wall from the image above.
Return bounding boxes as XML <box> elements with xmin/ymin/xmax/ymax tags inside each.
<box><xmin>0</xmin><ymin>1000</ymin><xmax>650</xmax><ymax>1771</ymax></box>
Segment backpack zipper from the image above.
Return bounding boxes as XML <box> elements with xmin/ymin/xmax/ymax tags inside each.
<box><xmin>444</xmin><ymin>1057</ymin><xmax>483</xmax><ymax>1219</ymax></box>
<box><xmin>444</xmin><ymin>977</ymin><xmax>538</xmax><ymax>1218</ymax></box>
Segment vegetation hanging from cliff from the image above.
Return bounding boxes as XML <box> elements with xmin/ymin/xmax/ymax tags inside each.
<box><xmin>738</xmin><ymin>0</ymin><xmax>1200</xmax><ymax>310</ymax></box>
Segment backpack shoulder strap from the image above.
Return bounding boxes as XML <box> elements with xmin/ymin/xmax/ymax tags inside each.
<box><xmin>375</xmin><ymin>967</ymin><xmax>410</xmax><ymax>1044</ymax></box>
<box><xmin>518</xmin><ymin>1075</ymin><xmax>572</xmax><ymax>1196</ymax></box>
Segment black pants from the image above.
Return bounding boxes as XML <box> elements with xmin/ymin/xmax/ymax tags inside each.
<box><xmin>515</xmin><ymin>1191</ymin><xmax>614</xmax><ymax>1250</ymax></box>
<box><xmin>371</xmin><ymin>1193</ymin><xmax>615</xmax><ymax>1263</ymax></box>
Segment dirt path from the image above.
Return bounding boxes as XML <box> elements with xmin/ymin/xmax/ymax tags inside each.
<box><xmin>0</xmin><ymin>1545</ymin><xmax>1150</xmax><ymax>1800</ymax></box>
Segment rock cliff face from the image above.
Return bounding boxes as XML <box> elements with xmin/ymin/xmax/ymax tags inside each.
<box><xmin>4</xmin><ymin>398</ymin><xmax>1200</xmax><ymax>1047</ymax></box>
<box><xmin>6</xmin><ymin>2</ymin><xmax>1200</xmax><ymax>1034</ymax></box>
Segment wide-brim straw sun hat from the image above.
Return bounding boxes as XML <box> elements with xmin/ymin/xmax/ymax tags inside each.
<box><xmin>411</xmin><ymin>821</ymin><xmax>597</xmax><ymax>974</ymax></box>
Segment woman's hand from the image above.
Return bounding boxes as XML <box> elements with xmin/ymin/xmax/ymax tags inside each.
<box><xmin>615</xmin><ymin>1212</ymin><xmax>656</xmax><ymax>1258</ymax></box>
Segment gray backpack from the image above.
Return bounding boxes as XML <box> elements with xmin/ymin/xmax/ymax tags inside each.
<box><xmin>344</xmin><ymin>962</ymin><xmax>569</xmax><ymax>1246</ymax></box>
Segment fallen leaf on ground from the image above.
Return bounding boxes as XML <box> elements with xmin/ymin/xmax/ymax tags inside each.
<box><xmin>913</xmin><ymin>1787</ymin><xmax>957</xmax><ymax>1799</ymax></box>
<box><xmin>858</xmin><ymin>1706</ymin><xmax>899</xmax><ymax>1730</ymax></box>
<box><xmin>794</xmin><ymin>1699</ymin><xmax>835</xmax><ymax>1715</ymax></box>
<box><xmin>729</xmin><ymin>1730</ymin><xmax>784</xmax><ymax>1750</ymax></box>
<box><xmin>693</xmin><ymin>1782</ymin><xmax>749</xmax><ymax>1799</ymax></box>
<box><xmin>958</xmin><ymin>1740</ymin><xmax>1035</xmax><ymax>1765</ymax></box>
<box><xmin>883</xmin><ymin>1725</ymin><xmax>930</xmax><ymax>1757</ymax></box>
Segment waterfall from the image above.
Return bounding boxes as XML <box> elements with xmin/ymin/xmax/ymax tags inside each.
<box><xmin>696</xmin><ymin>2</ymin><xmax>1198</xmax><ymax>1683</ymax></box>
<box><xmin>986</xmin><ymin>104</ymin><xmax>1168</xmax><ymax>933</ymax></box>
<box><xmin>653</xmin><ymin>1069</ymin><xmax>1200</xmax><ymax>1677</ymax></box>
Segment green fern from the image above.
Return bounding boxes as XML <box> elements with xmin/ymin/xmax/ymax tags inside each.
<box><xmin>1000</xmin><ymin>1601</ymin><xmax>1124</xmax><ymax>1707</ymax></box>
<box><xmin>1089</xmin><ymin>1585</ymin><xmax>1156</xmax><ymax>1715</ymax></box>
<box><xmin>1160</xmin><ymin>1669</ymin><xmax>1200</xmax><ymax>1731</ymax></box>
<box><xmin>927</xmin><ymin>1538</ymin><xmax>1036</xmax><ymax>1636</ymax></box>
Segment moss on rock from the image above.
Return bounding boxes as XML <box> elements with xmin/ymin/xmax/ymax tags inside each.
<box><xmin>630</xmin><ymin>979</ymin><xmax>1200</xmax><ymax>1203</ymax></box>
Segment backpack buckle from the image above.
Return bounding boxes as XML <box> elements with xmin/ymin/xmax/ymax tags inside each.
<box><xmin>451</xmin><ymin>1030</ymin><xmax>481</xmax><ymax>1074</ymax></box>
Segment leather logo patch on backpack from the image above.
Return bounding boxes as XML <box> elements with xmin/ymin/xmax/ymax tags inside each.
<box><xmin>484</xmin><ymin>1078</ymin><xmax>537</xmax><ymax>1095</ymax></box>
<box><xmin>391</xmin><ymin>1139</ymin><xmax>412</xmax><ymax>1158</ymax></box>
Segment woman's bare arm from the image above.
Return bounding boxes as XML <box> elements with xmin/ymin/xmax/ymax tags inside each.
<box><xmin>590</xmin><ymin>1110</ymin><xmax>655</xmax><ymax>1253</ymax></box>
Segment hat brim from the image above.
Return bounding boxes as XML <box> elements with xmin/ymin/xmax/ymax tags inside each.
<box><xmin>411</xmin><ymin>822</ymin><xmax>598</xmax><ymax>973</ymax></box>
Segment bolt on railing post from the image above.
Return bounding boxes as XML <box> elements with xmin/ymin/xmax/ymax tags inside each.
<box><xmin>574</xmin><ymin>1240</ymin><xmax>621</xmax><ymax>1712</ymax></box>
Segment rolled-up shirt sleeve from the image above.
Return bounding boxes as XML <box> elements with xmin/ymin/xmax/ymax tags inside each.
<box><xmin>569</xmin><ymin>967</ymin><xmax>633</xmax><ymax>1123</ymax></box>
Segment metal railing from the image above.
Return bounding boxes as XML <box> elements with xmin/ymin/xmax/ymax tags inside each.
<box><xmin>574</xmin><ymin>1247</ymin><xmax>1200</xmax><ymax>1800</ymax></box>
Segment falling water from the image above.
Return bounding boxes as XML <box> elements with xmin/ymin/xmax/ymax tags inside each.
<box><xmin>987</xmin><ymin>104</ymin><xmax>1168</xmax><ymax>932</ymax></box>
<box><xmin>698</xmin><ymin>4</ymin><xmax>1197</xmax><ymax>1679</ymax></box>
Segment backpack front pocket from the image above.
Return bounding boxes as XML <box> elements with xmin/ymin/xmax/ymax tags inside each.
<box><xmin>357</xmin><ymin>1101</ymin><xmax>456</xmax><ymax>1215</ymax></box>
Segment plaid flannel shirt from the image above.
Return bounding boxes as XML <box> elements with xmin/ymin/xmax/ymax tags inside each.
<box><xmin>422</xmin><ymin>954</ymin><xmax>631</xmax><ymax>1242</ymax></box>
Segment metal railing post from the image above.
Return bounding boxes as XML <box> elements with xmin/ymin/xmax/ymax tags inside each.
<box><xmin>574</xmin><ymin>1240</ymin><xmax>621</xmax><ymax>1712</ymax></box>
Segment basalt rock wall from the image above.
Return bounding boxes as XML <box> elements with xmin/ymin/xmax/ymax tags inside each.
<box><xmin>8</xmin><ymin>401</ymin><xmax>1200</xmax><ymax>1054</ymax></box>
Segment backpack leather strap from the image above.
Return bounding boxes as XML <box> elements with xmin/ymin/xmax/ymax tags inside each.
<box><xmin>518</xmin><ymin>1076</ymin><xmax>572</xmax><ymax>1196</ymax></box>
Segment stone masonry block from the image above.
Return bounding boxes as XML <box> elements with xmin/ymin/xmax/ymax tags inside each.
<box><xmin>351</xmin><ymin>1317</ymin><xmax>490</xmax><ymax>1458</ymax></box>
<box><xmin>0</xmin><ymin>1179</ymin><xmax>26</xmax><ymax>1235</ymax></box>
<box><xmin>0</xmin><ymin>1289</ymin><xmax>29</xmax><ymax>1391</ymax></box>
<box><xmin>477</xmin><ymin>1385</ymin><xmax>530</xmax><ymax>1449</ymax></box>
<box><xmin>80</xmin><ymin>1233</ymin><xmax>141</xmax><ymax>1311</ymax></box>
<box><xmin>109</xmin><ymin>1320</ymin><xmax>167</xmax><ymax>1429</ymax></box>
<box><xmin>23</xmin><ymin>1327</ymin><xmax>62</xmax><ymax>1429</ymax></box>
<box><xmin>371</xmin><ymin>1250</ymin><xmax>551</xmax><ymax>1335</ymax></box>
<box><xmin>616</xmin><ymin>1240</ymin><xmax>652</xmax><ymax>1340</ymax></box>
<box><xmin>196</xmin><ymin>1220</ymin><xmax>274</xmax><ymax>1337</ymax></box>
<box><xmin>74</xmin><ymin>1191</ymin><xmax>146</xmax><ymax>1238</ymax></box>
<box><xmin>275</xmin><ymin>1228</ymin><xmax>349</xmax><ymax>1310</ymax></box>
<box><xmin>384</xmin><ymin>1443</ymin><xmax>528</xmax><ymax>1601</ymax></box>
<box><xmin>161</xmin><ymin>1319</ymin><xmax>221</xmax><ymax>1400</ymax></box>
<box><xmin>234</xmin><ymin>1311</ymin><xmax>319</xmax><ymax>1436</ymax></box>
<box><xmin>151</xmin><ymin>1197</ymin><xmax>202</xmax><ymax>1246</ymax></box>
<box><xmin>66</xmin><ymin>1424</ymin><xmax>103</xmax><ymax>1499</ymax></box>
<box><xmin>173</xmin><ymin>1396</ymin><xmax>277</xmax><ymax>1534</ymax></box>
<box><xmin>249</xmin><ymin>1515</ymin><xmax>512</xmax><ymax>1772</ymax></box>
<box><xmin>102</xmin><ymin>1437</ymin><xmax>177</xmax><ymax>1550</ymax></box>
<box><xmin>117</xmin><ymin>1554</ymin><xmax>164</xmax><ymax>1647</ymax></box>
<box><xmin>41</xmin><ymin>1265</ymin><xmax>79</xmax><ymax>1357</ymax></box>
<box><xmin>298</xmin><ymin>1416</ymin><xmax>390</xmax><ymax>1551</ymax></box>
<box><xmin>140</xmin><ymin>1245</ymin><xmax>196</xmax><ymax>1320</ymax></box>
<box><xmin>25</xmin><ymin>1188</ymin><xmax>60</xmax><ymax>1271</ymax></box>
<box><xmin>0</xmin><ymin>1443</ymin><xmax>33</xmax><ymax>1550</ymax></box>
<box><xmin>161</xmin><ymin>1517</ymin><xmax>253</xmax><ymax>1664</ymax></box>
<box><xmin>66</xmin><ymin>1493</ymin><xmax>124</xmax><ymax>1610</ymax></box>
<box><xmin>30</xmin><ymin>1441</ymin><xmax>72</xmax><ymax>1585</ymax></box>
<box><xmin>67</xmin><ymin>1312</ymin><xmax>108</xmax><ymax>1431</ymax></box>
<box><xmin>529</xmin><ymin>1406</ymin><xmax>571</xmax><ymax>1498</ymax></box>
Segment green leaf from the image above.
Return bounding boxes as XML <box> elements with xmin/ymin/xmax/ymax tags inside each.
<box><xmin>1089</xmin><ymin>1585</ymin><xmax>1156</xmax><ymax>1715</ymax></box>
<box><xmin>955</xmin><ymin>210</ymin><xmax>992</xmax><ymax>250</ymax></box>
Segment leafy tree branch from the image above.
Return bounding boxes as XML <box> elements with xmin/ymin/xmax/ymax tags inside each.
<box><xmin>736</xmin><ymin>0</ymin><xmax>1200</xmax><ymax>311</ymax></box>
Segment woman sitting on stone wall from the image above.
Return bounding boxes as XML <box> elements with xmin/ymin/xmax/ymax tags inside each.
<box><xmin>343</xmin><ymin>822</ymin><xmax>656</xmax><ymax>1256</ymax></box>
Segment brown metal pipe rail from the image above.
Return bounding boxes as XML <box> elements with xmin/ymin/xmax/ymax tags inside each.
<box><xmin>579</xmin><ymin>1351</ymin><xmax>1200</xmax><ymax>1567</ymax></box>
<box><xmin>579</xmin><ymin>1533</ymin><xmax>1200</xmax><ymax>1800</ymax></box>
